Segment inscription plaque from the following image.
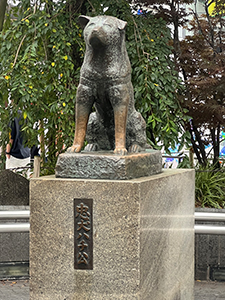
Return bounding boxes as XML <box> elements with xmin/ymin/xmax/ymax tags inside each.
<box><xmin>74</xmin><ymin>198</ymin><xmax>93</xmax><ymax>270</ymax></box>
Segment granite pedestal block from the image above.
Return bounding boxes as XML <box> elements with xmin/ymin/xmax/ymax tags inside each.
<box><xmin>55</xmin><ymin>149</ymin><xmax>162</xmax><ymax>180</ymax></box>
<box><xmin>30</xmin><ymin>169</ymin><xmax>195</xmax><ymax>300</ymax></box>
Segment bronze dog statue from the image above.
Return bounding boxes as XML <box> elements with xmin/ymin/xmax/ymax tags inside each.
<box><xmin>67</xmin><ymin>15</ymin><xmax>147</xmax><ymax>155</ymax></box>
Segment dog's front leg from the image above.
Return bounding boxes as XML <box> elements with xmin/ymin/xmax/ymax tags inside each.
<box><xmin>109</xmin><ymin>84</ymin><xmax>129</xmax><ymax>156</ymax></box>
<box><xmin>114</xmin><ymin>106</ymin><xmax>128</xmax><ymax>155</ymax></box>
<box><xmin>67</xmin><ymin>84</ymin><xmax>94</xmax><ymax>153</ymax></box>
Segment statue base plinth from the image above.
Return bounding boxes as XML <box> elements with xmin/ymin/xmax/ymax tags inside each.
<box><xmin>30</xmin><ymin>169</ymin><xmax>195</xmax><ymax>300</ymax></box>
<box><xmin>55</xmin><ymin>149</ymin><xmax>162</xmax><ymax>180</ymax></box>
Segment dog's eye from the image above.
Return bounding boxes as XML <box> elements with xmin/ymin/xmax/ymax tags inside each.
<box><xmin>104</xmin><ymin>24</ymin><xmax>112</xmax><ymax>28</ymax></box>
<box><xmin>88</xmin><ymin>23</ymin><xmax>95</xmax><ymax>27</ymax></box>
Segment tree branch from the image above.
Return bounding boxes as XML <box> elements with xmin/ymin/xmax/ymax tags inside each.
<box><xmin>13</xmin><ymin>35</ymin><xmax>27</xmax><ymax>68</ymax></box>
<box><xmin>191</xmin><ymin>6</ymin><xmax>214</xmax><ymax>51</ymax></box>
<box><xmin>204</xmin><ymin>0</ymin><xmax>214</xmax><ymax>49</ymax></box>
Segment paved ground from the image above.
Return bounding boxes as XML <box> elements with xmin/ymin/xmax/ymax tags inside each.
<box><xmin>0</xmin><ymin>280</ymin><xmax>29</xmax><ymax>300</ymax></box>
<box><xmin>195</xmin><ymin>281</ymin><xmax>225</xmax><ymax>300</ymax></box>
<box><xmin>0</xmin><ymin>280</ymin><xmax>224</xmax><ymax>299</ymax></box>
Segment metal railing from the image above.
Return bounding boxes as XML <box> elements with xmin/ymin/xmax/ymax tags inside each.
<box><xmin>0</xmin><ymin>210</ymin><xmax>30</xmax><ymax>219</ymax></box>
<box><xmin>1</xmin><ymin>210</ymin><xmax>225</xmax><ymax>234</ymax></box>
<box><xmin>0</xmin><ymin>223</ymin><xmax>30</xmax><ymax>232</ymax></box>
<box><xmin>0</xmin><ymin>210</ymin><xmax>30</xmax><ymax>233</ymax></box>
<box><xmin>195</xmin><ymin>212</ymin><xmax>225</xmax><ymax>235</ymax></box>
<box><xmin>195</xmin><ymin>212</ymin><xmax>225</xmax><ymax>222</ymax></box>
<box><xmin>195</xmin><ymin>225</ymin><xmax>225</xmax><ymax>235</ymax></box>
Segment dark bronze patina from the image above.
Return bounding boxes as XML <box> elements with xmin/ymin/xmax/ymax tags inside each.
<box><xmin>67</xmin><ymin>15</ymin><xmax>147</xmax><ymax>156</ymax></box>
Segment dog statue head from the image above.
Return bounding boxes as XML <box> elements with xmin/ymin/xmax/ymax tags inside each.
<box><xmin>78</xmin><ymin>15</ymin><xmax>127</xmax><ymax>49</ymax></box>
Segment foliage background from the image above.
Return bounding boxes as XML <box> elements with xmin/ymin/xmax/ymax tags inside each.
<box><xmin>179</xmin><ymin>0</ymin><xmax>225</xmax><ymax>169</ymax></box>
<box><xmin>0</xmin><ymin>0</ymin><xmax>188</xmax><ymax>173</ymax></box>
<box><xmin>137</xmin><ymin>0</ymin><xmax>225</xmax><ymax>168</ymax></box>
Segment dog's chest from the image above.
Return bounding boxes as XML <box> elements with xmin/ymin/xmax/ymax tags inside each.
<box><xmin>92</xmin><ymin>84</ymin><xmax>113</xmax><ymax>116</ymax></box>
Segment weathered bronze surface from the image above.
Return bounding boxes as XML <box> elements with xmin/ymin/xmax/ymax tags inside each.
<box><xmin>56</xmin><ymin>150</ymin><xmax>162</xmax><ymax>179</ymax></box>
<box><xmin>67</xmin><ymin>15</ymin><xmax>148</xmax><ymax>156</ymax></box>
<box><xmin>74</xmin><ymin>198</ymin><xmax>93</xmax><ymax>270</ymax></box>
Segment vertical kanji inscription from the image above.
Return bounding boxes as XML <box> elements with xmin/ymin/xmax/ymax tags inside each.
<box><xmin>74</xmin><ymin>198</ymin><xmax>93</xmax><ymax>270</ymax></box>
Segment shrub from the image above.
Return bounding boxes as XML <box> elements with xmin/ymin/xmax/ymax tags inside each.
<box><xmin>195</xmin><ymin>164</ymin><xmax>225</xmax><ymax>208</ymax></box>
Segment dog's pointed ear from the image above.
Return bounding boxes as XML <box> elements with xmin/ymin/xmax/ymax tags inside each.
<box><xmin>117</xmin><ymin>19</ymin><xmax>127</xmax><ymax>30</ymax></box>
<box><xmin>78</xmin><ymin>15</ymin><xmax>91</xmax><ymax>29</ymax></box>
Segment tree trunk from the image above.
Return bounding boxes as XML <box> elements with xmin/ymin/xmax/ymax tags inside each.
<box><xmin>211</xmin><ymin>124</ymin><xmax>221</xmax><ymax>168</ymax></box>
<box><xmin>0</xmin><ymin>0</ymin><xmax>7</xmax><ymax>32</ymax></box>
<box><xmin>189</xmin><ymin>122</ymin><xmax>207</xmax><ymax>167</ymax></box>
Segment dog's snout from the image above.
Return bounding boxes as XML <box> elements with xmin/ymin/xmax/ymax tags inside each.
<box><xmin>92</xmin><ymin>27</ymin><xmax>101</xmax><ymax>33</ymax></box>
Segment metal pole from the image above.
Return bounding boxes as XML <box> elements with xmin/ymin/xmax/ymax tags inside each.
<box><xmin>0</xmin><ymin>223</ymin><xmax>30</xmax><ymax>232</ymax></box>
<box><xmin>0</xmin><ymin>211</ymin><xmax>30</xmax><ymax>219</ymax></box>
<box><xmin>195</xmin><ymin>225</ymin><xmax>225</xmax><ymax>235</ymax></box>
<box><xmin>195</xmin><ymin>212</ymin><xmax>225</xmax><ymax>222</ymax></box>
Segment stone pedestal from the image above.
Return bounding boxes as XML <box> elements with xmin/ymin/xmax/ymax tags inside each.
<box><xmin>30</xmin><ymin>169</ymin><xmax>195</xmax><ymax>300</ymax></box>
<box><xmin>55</xmin><ymin>149</ymin><xmax>162</xmax><ymax>180</ymax></box>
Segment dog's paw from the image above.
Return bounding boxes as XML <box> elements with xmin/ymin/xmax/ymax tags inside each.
<box><xmin>114</xmin><ymin>147</ymin><xmax>128</xmax><ymax>156</ymax></box>
<box><xmin>84</xmin><ymin>143</ymin><xmax>98</xmax><ymax>151</ymax></box>
<box><xmin>66</xmin><ymin>144</ymin><xmax>82</xmax><ymax>153</ymax></box>
<box><xmin>129</xmin><ymin>144</ymin><xmax>142</xmax><ymax>153</ymax></box>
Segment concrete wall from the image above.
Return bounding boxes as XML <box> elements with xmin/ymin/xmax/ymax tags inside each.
<box><xmin>0</xmin><ymin>206</ymin><xmax>29</xmax><ymax>263</ymax></box>
<box><xmin>0</xmin><ymin>170</ymin><xmax>29</xmax><ymax>205</ymax></box>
